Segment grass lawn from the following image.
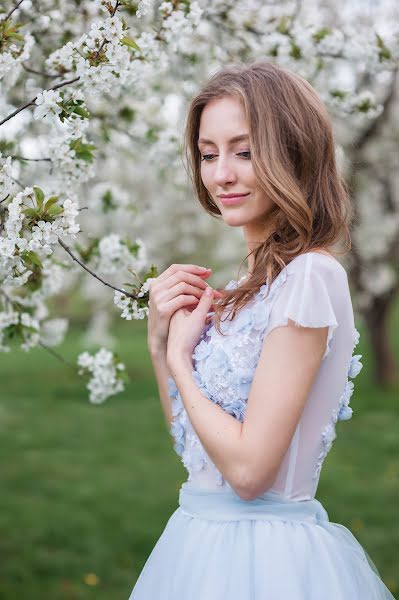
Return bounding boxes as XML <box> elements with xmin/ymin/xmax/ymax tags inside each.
<box><xmin>0</xmin><ymin>314</ymin><xmax>398</xmax><ymax>599</ymax></box>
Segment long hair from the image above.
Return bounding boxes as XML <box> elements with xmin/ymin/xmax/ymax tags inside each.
<box><xmin>183</xmin><ymin>61</ymin><xmax>353</xmax><ymax>334</ymax></box>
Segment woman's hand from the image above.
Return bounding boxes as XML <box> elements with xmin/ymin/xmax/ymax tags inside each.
<box><xmin>147</xmin><ymin>264</ymin><xmax>223</xmax><ymax>356</ymax></box>
<box><xmin>166</xmin><ymin>285</ymin><xmax>215</xmax><ymax>371</ymax></box>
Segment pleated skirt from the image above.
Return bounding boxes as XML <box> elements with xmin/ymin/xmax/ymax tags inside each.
<box><xmin>128</xmin><ymin>481</ymin><xmax>396</xmax><ymax>599</ymax></box>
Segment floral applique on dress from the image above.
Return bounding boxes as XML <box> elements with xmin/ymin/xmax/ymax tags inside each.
<box><xmin>313</xmin><ymin>328</ymin><xmax>363</xmax><ymax>480</ymax></box>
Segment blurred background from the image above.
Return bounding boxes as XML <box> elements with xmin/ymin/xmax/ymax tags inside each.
<box><xmin>1</xmin><ymin>0</ymin><xmax>398</xmax><ymax>598</ymax></box>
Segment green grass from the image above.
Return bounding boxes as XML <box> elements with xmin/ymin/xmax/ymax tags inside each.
<box><xmin>0</xmin><ymin>316</ymin><xmax>398</xmax><ymax>599</ymax></box>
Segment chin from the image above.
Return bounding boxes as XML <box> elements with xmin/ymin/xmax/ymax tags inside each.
<box><xmin>222</xmin><ymin>215</ymin><xmax>249</xmax><ymax>227</ymax></box>
<box><xmin>220</xmin><ymin>210</ymin><xmax>253</xmax><ymax>226</ymax></box>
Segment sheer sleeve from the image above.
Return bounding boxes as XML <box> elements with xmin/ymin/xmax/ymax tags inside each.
<box><xmin>265</xmin><ymin>253</ymin><xmax>339</xmax><ymax>360</ymax></box>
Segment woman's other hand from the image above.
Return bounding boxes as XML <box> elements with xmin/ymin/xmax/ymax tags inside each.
<box><xmin>147</xmin><ymin>264</ymin><xmax>223</xmax><ymax>356</ymax></box>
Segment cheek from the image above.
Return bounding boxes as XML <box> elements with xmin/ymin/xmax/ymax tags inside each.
<box><xmin>200</xmin><ymin>164</ymin><xmax>214</xmax><ymax>191</ymax></box>
<box><xmin>242</xmin><ymin>163</ymin><xmax>257</xmax><ymax>187</ymax></box>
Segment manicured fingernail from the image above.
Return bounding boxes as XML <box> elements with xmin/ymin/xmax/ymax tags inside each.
<box><xmin>197</xmin><ymin>267</ymin><xmax>208</xmax><ymax>271</ymax></box>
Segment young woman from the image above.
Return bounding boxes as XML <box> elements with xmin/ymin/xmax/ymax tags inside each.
<box><xmin>129</xmin><ymin>62</ymin><xmax>395</xmax><ymax>599</ymax></box>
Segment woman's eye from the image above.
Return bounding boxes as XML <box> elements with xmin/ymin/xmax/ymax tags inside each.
<box><xmin>201</xmin><ymin>154</ymin><xmax>216</xmax><ymax>161</ymax></box>
<box><xmin>237</xmin><ymin>151</ymin><xmax>251</xmax><ymax>159</ymax></box>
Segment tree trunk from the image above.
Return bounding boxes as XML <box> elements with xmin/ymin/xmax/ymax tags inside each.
<box><xmin>364</xmin><ymin>295</ymin><xmax>399</xmax><ymax>386</ymax></box>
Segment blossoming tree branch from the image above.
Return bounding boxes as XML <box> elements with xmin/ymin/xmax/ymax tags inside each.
<box><xmin>0</xmin><ymin>0</ymin><xmax>398</xmax><ymax>403</ymax></box>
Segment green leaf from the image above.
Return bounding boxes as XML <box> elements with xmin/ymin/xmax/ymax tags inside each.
<box><xmin>21</xmin><ymin>250</ymin><xmax>43</xmax><ymax>268</ymax></box>
<box><xmin>144</xmin><ymin>264</ymin><xmax>158</xmax><ymax>281</ymax></box>
<box><xmin>33</xmin><ymin>186</ymin><xmax>45</xmax><ymax>207</ymax></box>
<box><xmin>47</xmin><ymin>205</ymin><xmax>63</xmax><ymax>216</ymax></box>
<box><xmin>312</xmin><ymin>27</ymin><xmax>332</xmax><ymax>43</ymax></box>
<box><xmin>22</xmin><ymin>208</ymin><xmax>38</xmax><ymax>218</ymax></box>
<box><xmin>101</xmin><ymin>189</ymin><xmax>117</xmax><ymax>212</ymax></box>
<box><xmin>72</xmin><ymin>106</ymin><xmax>90</xmax><ymax>119</ymax></box>
<box><xmin>121</xmin><ymin>36</ymin><xmax>141</xmax><ymax>51</ymax></box>
<box><xmin>44</xmin><ymin>196</ymin><xmax>60</xmax><ymax>211</ymax></box>
<box><xmin>375</xmin><ymin>32</ymin><xmax>391</xmax><ymax>61</ymax></box>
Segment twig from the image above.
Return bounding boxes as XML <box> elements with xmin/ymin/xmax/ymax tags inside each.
<box><xmin>10</xmin><ymin>175</ymin><xmax>24</xmax><ymax>188</ymax></box>
<box><xmin>57</xmin><ymin>237</ymin><xmax>136</xmax><ymax>298</ymax></box>
<box><xmin>39</xmin><ymin>340</ymin><xmax>76</xmax><ymax>370</ymax></box>
<box><xmin>11</xmin><ymin>155</ymin><xmax>51</xmax><ymax>162</ymax></box>
<box><xmin>22</xmin><ymin>64</ymin><xmax>61</xmax><ymax>78</ymax></box>
<box><xmin>1</xmin><ymin>0</ymin><xmax>25</xmax><ymax>22</ymax></box>
<box><xmin>0</xmin><ymin>76</ymin><xmax>80</xmax><ymax>127</ymax></box>
<box><xmin>93</xmin><ymin>0</ymin><xmax>120</xmax><ymax>59</ymax></box>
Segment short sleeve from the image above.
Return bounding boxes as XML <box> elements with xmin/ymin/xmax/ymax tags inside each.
<box><xmin>266</xmin><ymin>253</ymin><xmax>339</xmax><ymax>360</ymax></box>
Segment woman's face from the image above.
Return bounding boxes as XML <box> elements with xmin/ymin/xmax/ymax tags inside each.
<box><xmin>198</xmin><ymin>96</ymin><xmax>275</xmax><ymax>234</ymax></box>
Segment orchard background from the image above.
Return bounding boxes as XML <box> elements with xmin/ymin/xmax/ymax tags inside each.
<box><xmin>1</xmin><ymin>0</ymin><xmax>398</xmax><ymax>598</ymax></box>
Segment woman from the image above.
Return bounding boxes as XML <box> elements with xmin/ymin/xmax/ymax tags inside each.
<box><xmin>129</xmin><ymin>62</ymin><xmax>395</xmax><ymax>599</ymax></box>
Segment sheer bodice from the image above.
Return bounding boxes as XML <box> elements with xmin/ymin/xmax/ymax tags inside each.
<box><xmin>168</xmin><ymin>252</ymin><xmax>363</xmax><ymax>501</ymax></box>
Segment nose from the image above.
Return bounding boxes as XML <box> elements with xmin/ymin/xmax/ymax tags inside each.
<box><xmin>213</xmin><ymin>155</ymin><xmax>237</xmax><ymax>187</ymax></box>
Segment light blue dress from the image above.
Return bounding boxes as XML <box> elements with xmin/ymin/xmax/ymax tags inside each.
<box><xmin>129</xmin><ymin>252</ymin><xmax>396</xmax><ymax>599</ymax></box>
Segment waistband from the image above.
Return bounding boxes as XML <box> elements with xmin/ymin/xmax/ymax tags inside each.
<box><xmin>178</xmin><ymin>482</ymin><xmax>329</xmax><ymax>525</ymax></box>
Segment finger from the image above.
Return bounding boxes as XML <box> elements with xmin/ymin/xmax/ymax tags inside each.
<box><xmin>156</xmin><ymin>264</ymin><xmax>211</xmax><ymax>284</ymax></box>
<box><xmin>166</xmin><ymin>294</ymin><xmax>201</xmax><ymax>314</ymax></box>
<box><xmin>155</xmin><ymin>271</ymin><xmax>224</xmax><ymax>299</ymax></box>
<box><xmin>194</xmin><ymin>286</ymin><xmax>214</xmax><ymax>317</ymax></box>
<box><xmin>162</xmin><ymin>281</ymin><xmax>204</xmax><ymax>303</ymax></box>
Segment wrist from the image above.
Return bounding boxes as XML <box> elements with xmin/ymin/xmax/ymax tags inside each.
<box><xmin>148</xmin><ymin>339</ymin><xmax>167</xmax><ymax>358</ymax></box>
<box><xmin>167</xmin><ymin>353</ymin><xmax>193</xmax><ymax>375</ymax></box>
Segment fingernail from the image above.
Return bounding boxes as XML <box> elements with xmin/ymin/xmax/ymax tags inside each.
<box><xmin>205</xmin><ymin>286</ymin><xmax>213</xmax><ymax>296</ymax></box>
<box><xmin>197</xmin><ymin>266</ymin><xmax>209</xmax><ymax>271</ymax></box>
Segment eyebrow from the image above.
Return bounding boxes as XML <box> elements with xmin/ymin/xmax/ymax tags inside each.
<box><xmin>197</xmin><ymin>134</ymin><xmax>249</xmax><ymax>146</ymax></box>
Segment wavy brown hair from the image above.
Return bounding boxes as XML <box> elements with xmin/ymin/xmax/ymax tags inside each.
<box><xmin>183</xmin><ymin>61</ymin><xmax>353</xmax><ymax>334</ymax></box>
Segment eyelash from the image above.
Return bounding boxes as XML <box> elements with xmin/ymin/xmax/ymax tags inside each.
<box><xmin>200</xmin><ymin>151</ymin><xmax>251</xmax><ymax>162</ymax></box>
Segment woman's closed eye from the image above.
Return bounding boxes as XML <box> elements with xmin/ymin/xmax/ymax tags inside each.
<box><xmin>200</xmin><ymin>151</ymin><xmax>251</xmax><ymax>161</ymax></box>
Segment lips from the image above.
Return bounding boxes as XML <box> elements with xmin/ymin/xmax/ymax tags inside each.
<box><xmin>219</xmin><ymin>193</ymin><xmax>250</xmax><ymax>206</ymax></box>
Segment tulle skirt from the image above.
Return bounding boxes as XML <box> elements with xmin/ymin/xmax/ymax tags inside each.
<box><xmin>128</xmin><ymin>481</ymin><xmax>396</xmax><ymax>599</ymax></box>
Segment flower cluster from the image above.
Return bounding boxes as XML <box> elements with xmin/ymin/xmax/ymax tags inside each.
<box><xmin>40</xmin><ymin>318</ymin><xmax>69</xmax><ymax>347</ymax></box>
<box><xmin>114</xmin><ymin>276</ymin><xmax>154</xmax><ymax>320</ymax></box>
<box><xmin>161</xmin><ymin>2</ymin><xmax>203</xmax><ymax>53</ymax></box>
<box><xmin>0</xmin><ymin>309</ymin><xmax>40</xmax><ymax>352</ymax></box>
<box><xmin>46</xmin><ymin>15</ymin><xmax>132</xmax><ymax>96</ymax></box>
<box><xmin>0</xmin><ymin>187</ymin><xmax>79</xmax><ymax>288</ymax></box>
<box><xmin>0</xmin><ymin>153</ymin><xmax>14</xmax><ymax>201</ymax></box>
<box><xmin>33</xmin><ymin>90</ymin><xmax>63</xmax><ymax>121</ymax></box>
<box><xmin>0</xmin><ymin>23</ymin><xmax>34</xmax><ymax>85</ymax></box>
<box><xmin>96</xmin><ymin>234</ymin><xmax>147</xmax><ymax>275</ymax></box>
<box><xmin>77</xmin><ymin>347</ymin><xmax>126</xmax><ymax>404</ymax></box>
<box><xmin>136</xmin><ymin>0</ymin><xmax>153</xmax><ymax>19</ymax></box>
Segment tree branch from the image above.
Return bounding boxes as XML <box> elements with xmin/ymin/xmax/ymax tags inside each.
<box><xmin>38</xmin><ymin>340</ymin><xmax>76</xmax><ymax>371</ymax></box>
<box><xmin>2</xmin><ymin>0</ymin><xmax>25</xmax><ymax>22</ymax></box>
<box><xmin>0</xmin><ymin>76</ymin><xmax>80</xmax><ymax>127</ymax></box>
<box><xmin>22</xmin><ymin>63</ymin><xmax>61</xmax><ymax>78</ymax></box>
<box><xmin>57</xmin><ymin>237</ymin><xmax>136</xmax><ymax>298</ymax></box>
<box><xmin>11</xmin><ymin>155</ymin><xmax>51</xmax><ymax>162</ymax></box>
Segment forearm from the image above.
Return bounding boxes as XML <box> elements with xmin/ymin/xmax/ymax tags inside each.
<box><xmin>149</xmin><ymin>347</ymin><xmax>173</xmax><ymax>430</ymax></box>
<box><xmin>170</xmin><ymin>357</ymin><xmax>246</xmax><ymax>494</ymax></box>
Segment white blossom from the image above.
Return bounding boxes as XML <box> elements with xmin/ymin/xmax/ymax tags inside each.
<box><xmin>77</xmin><ymin>347</ymin><xmax>126</xmax><ymax>404</ymax></box>
<box><xmin>136</xmin><ymin>0</ymin><xmax>152</xmax><ymax>19</ymax></box>
<box><xmin>33</xmin><ymin>89</ymin><xmax>63</xmax><ymax>121</ymax></box>
<box><xmin>40</xmin><ymin>318</ymin><xmax>69</xmax><ymax>347</ymax></box>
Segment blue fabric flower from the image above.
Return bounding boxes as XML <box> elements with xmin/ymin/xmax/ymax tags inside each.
<box><xmin>192</xmin><ymin>339</ymin><xmax>212</xmax><ymax>361</ymax></box>
<box><xmin>167</xmin><ymin>376</ymin><xmax>179</xmax><ymax>399</ymax></box>
<box><xmin>223</xmin><ymin>398</ymin><xmax>247</xmax><ymax>421</ymax></box>
<box><xmin>348</xmin><ymin>354</ymin><xmax>363</xmax><ymax>378</ymax></box>
<box><xmin>338</xmin><ymin>405</ymin><xmax>353</xmax><ymax>421</ymax></box>
<box><xmin>170</xmin><ymin>420</ymin><xmax>185</xmax><ymax>456</ymax></box>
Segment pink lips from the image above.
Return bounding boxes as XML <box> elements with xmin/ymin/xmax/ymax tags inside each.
<box><xmin>219</xmin><ymin>193</ymin><xmax>250</xmax><ymax>206</ymax></box>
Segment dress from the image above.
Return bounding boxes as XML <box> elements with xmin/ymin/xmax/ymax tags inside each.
<box><xmin>128</xmin><ymin>251</ymin><xmax>396</xmax><ymax>599</ymax></box>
